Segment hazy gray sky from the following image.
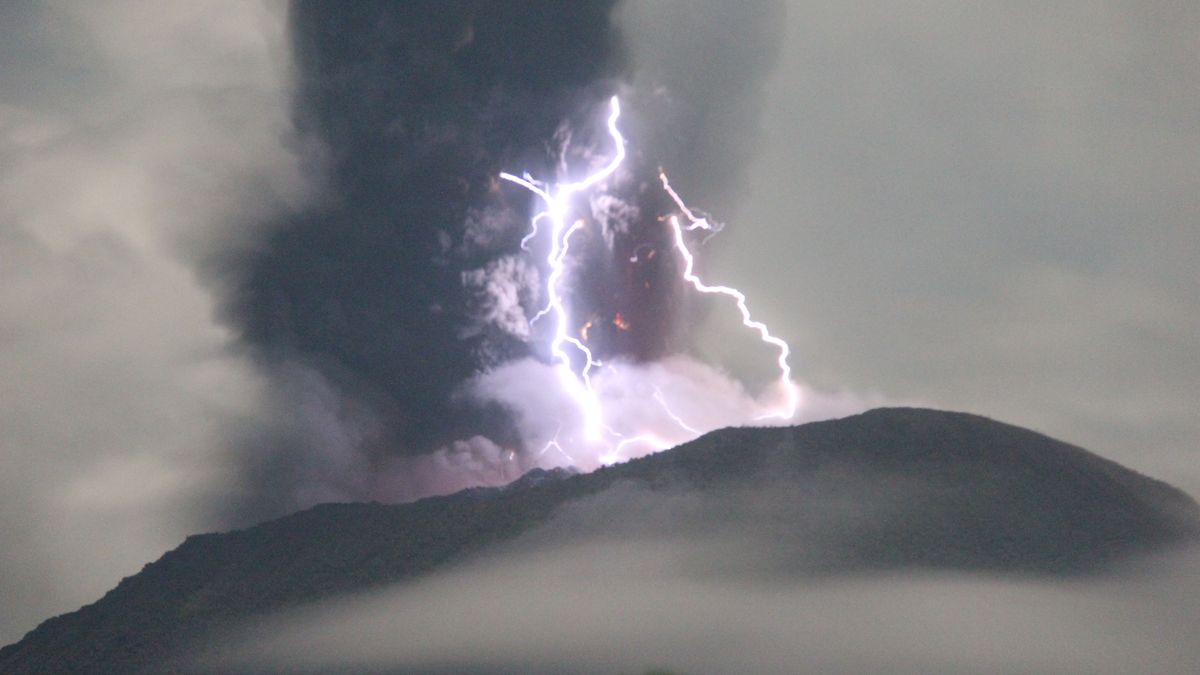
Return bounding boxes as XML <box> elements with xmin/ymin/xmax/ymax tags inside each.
<box><xmin>689</xmin><ymin>1</ymin><xmax>1199</xmax><ymax>494</ymax></box>
<box><xmin>0</xmin><ymin>0</ymin><xmax>300</xmax><ymax>644</ymax></box>
<box><xmin>1</xmin><ymin>0</ymin><xmax>1196</xmax><ymax>650</ymax></box>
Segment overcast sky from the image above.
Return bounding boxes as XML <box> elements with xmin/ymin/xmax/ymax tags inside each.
<box><xmin>0</xmin><ymin>0</ymin><xmax>300</xmax><ymax>644</ymax></box>
<box><xmin>633</xmin><ymin>0</ymin><xmax>1198</xmax><ymax>495</ymax></box>
<box><xmin>1</xmin><ymin>0</ymin><xmax>1196</xmax><ymax>648</ymax></box>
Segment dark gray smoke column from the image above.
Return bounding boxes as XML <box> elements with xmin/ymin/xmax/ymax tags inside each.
<box><xmin>219</xmin><ymin>0</ymin><xmax>786</xmax><ymax>516</ymax></box>
<box><xmin>233</xmin><ymin>1</ymin><xmax>625</xmax><ymax>446</ymax></box>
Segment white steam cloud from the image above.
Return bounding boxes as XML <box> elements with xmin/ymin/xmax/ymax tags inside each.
<box><xmin>465</xmin><ymin>355</ymin><xmax>878</xmax><ymax>472</ymax></box>
<box><xmin>461</xmin><ymin>255</ymin><xmax>540</xmax><ymax>340</ymax></box>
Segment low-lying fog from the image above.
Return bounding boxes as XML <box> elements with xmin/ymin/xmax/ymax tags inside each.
<box><xmin>194</xmin><ymin>486</ymin><xmax>1200</xmax><ymax>674</ymax></box>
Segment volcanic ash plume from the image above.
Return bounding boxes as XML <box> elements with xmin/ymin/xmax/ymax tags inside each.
<box><xmin>391</xmin><ymin>93</ymin><xmax>877</xmax><ymax>498</ymax></box>
<box><xmin>483</xmin><ymin>97</ymin><xmax>794</xmax><ymax>465</ymax></box>
<box><xmin>222</xmin><ymin>0</ymin><xmax>871</xmax><ymax>511</ymax></box>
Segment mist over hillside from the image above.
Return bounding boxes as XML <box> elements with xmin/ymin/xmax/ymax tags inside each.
<box><xmin>2</xmin><ymin>409</ymin><xmax>1197</xmax><ymax>674</ymax></box>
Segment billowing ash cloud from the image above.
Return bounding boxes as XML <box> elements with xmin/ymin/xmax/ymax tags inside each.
<box><xmin>213</xmin><ymin>0</ymin><xmax>851</xmax><ymax>517</ymax></box>
<box><xmin>0</xmin><ymin>1</ymin><xmax>848</xmax><ymax>641</ymax></box>
<box><xmin>224</xmin><ymin>0</ymin><xmax>624</xmax><ymax>450</ymax></box>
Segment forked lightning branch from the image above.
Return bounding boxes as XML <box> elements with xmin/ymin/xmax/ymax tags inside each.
<box><xmin>500</xmin><ymin>96</ymin><xmax>798</xmax><ymax>464</ymax></box>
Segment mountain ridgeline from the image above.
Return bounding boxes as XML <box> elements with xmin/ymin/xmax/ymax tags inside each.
<box><xmin>2</xmin><ymin>408</ymin><xmax>1197</xmax><ymax>673</ymax></box>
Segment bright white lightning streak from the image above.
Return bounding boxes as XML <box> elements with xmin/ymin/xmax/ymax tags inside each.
<box><xmin>499</xmin><ymin>96</ymin><xmax>797</xmax><ymax>467</ymax></box>
<box><xmin>500</xmin><ymin>96</ymin><xmax>627</xmax><ymax>444</ymax></box>
<box><xmin>653</xmin><ymin>387</ymin><xmax>699</xmax><ymax>434</ymax></box>
<box><xmin>540</xmin><ymin>439</ymin><xmax>575</xmax><ymax>463</ymax></box>
<box><xmin>538</xmin><ymin>425</ymin><xmax>575</xmax><ymax>463</ymax></box>
<box><xmin>520</xmin><ymin>209</ymin><xmax>551</xmax><ymax>252</ymax></box>
<box><xmin>660</xmin><ymin>172</ymin><xmax>799</xmax><ymax>421</ymax></box>
<box><xmin>659</xmin><ymin>170</ymin><xmax>725</xmax><ymax>242</ymax></box>
<box><xmin>611</xmin><ymin>433</ymin><xmax>672</xmax><ymax>465</ymax></box>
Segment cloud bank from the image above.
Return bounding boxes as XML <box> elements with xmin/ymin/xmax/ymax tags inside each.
<box><xmin>199</xmin><ymin>484</ymin><xmax>1200</xmax><ymax>674</ymax></box>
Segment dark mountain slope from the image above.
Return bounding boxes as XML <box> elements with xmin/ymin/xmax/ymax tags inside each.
<box><xmin>2</xmin><ymin>408</ymin><xmax>1197</xmax><ymax>673</ymax></box>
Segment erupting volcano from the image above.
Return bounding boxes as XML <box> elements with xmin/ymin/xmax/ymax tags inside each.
<box><xmin>494</xmin><ymin>96</ymin><xmax>799</xmax><ymax>468</ymax></box>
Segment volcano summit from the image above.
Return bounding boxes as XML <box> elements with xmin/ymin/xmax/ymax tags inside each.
<box><xmin>2</xmin><ymin>409</ymin><xmax>1196</xmax><ymax>673</ymax></box>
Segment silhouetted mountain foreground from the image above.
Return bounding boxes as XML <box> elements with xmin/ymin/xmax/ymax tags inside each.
<box><xmin>3</xmin><ymin>408</ymin><xmax>1198</xmax><ymax>673</ymax></box>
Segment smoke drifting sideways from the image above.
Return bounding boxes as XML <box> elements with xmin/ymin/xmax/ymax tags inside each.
<box><xmin>220</xmin><ymin>0</ymin><xmax>870</xmax><ymax>518</ymax></box>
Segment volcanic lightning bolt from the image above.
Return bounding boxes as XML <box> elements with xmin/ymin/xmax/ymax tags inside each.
<box><xmin>499</xmin><ymin>97</ymin><xmax>625</xmax><ymax>445</ymax></box>
<box><xmin>500</xmin><ymin>95</ymin><xmax>797</xmax><ymax>465</ymax></box>
<box><xmin>659</xmin><ymin>171</ymin><xmax>801</xmax><ymax>421</ymax></box>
